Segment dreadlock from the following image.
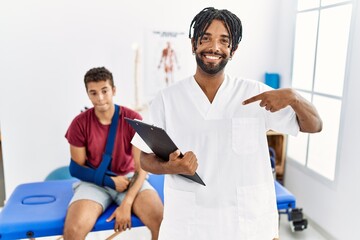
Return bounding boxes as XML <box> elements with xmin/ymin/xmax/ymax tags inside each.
<box><xmin>189</xmin><ymin>7</ymin><xmax>242</xmax><ymax>55</ymax></box>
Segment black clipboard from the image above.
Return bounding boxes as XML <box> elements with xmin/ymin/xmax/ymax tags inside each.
<box><xmin>125</xmin><ymin>117</ymin><xmax>205</xmax><ymax>186</ymax></box>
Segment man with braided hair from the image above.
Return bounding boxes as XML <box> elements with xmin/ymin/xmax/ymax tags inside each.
<box><xmin>133</xmin><ymin>7</ymin><xmax>322</xmax><ymax>240</ymax></box>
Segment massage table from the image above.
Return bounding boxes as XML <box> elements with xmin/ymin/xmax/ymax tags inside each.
<box><xmin>0</xmin><ymin>175</ymin><xmax>304</xmax><ymax>239</ymax></box>
<box><xmin>0</xmin><ymin>175</ymin><xmax>164</xmax><ymax>240</ymax></box>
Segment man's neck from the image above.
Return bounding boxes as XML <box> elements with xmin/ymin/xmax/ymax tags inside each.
<box><xmin>194</xmin><ymin>70</ymin><xmax>225</xmax><ymax>103</ymax></box>
<box><xmin>95</xmin><ymin>104</ymin><xmax>115</xmax><ymax>125</ymax></box>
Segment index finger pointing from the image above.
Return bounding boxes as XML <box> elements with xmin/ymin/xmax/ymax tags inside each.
<box><xmin>242</xmin><ymin>94</ymin><xmax>262</xmax><ymax>105</ymax></box>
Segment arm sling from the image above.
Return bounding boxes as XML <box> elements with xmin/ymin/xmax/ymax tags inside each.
<box><xmin>69</xmin><ymin>105</ymin><xmax>120</xmax><ymax>189</ymax></box>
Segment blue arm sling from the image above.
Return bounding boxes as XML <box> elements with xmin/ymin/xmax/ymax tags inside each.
<box><xmin>69</xmin><ymin>105</ymin><xmax>120</xmax><ymax>189</ymax></box>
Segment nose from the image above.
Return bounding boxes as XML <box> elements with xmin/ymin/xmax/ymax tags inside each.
<box><xmin>97</xmin><ymin>93</ymin><xmax>104</xmax><ymax>101</ymax></box>
<box><xmin>208</xmin><ymin>39</ymin><xmax>221</xmax><ymax>53</ymax></box>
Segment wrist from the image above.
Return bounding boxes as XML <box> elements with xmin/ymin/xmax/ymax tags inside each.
<box><xmin>122</xmin><ymin>198</ymin><xmax>133</xmax><ymax>207</ymax></box>
<box><xmin>164</xmin><ymin>160</ymin><xmax>176</xmax><ymax>174</ymax></box>
<box><xmin>288</xmin><ymin>88</ymin><xmax>299</xmax><ymax>108</ymax></box>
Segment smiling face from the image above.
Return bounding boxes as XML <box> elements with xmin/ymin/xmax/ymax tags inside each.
<box><xmin>86</xmin><ymin>80</ymin><xmax>115</xmax><ymax>113</ymax></box>
<box><xmin>193</xmin><ymin>19</ymin><xmax>234</xmax><ymax>75</ymax></box>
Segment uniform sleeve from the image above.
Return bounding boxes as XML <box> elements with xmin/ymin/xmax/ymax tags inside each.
<box><xmin>265</xmin><ymin>107</ymin><xmax>299</xmax><ymax>136</ymax></box>
<box><xmin>258</xmin><ymin>83</ymin><xmax>300</xmax><ymax>136</ymax></box>
<box><xmin>131</xmin><ymin>132</ymin><xmax>152</xmax><ymax>153</ymax></box>
<box><xmin>130</xmin><ymin>92</ymin><xmax>166</xmax><ymax>153</ymax></box>
<box><xmin>149</xmin><ymin>90</ymin><xmax>166</xmax><ymax>129</ymax></box>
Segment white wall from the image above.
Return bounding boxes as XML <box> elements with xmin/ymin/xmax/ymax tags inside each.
<box><xmin>0</xmin><ymin>0</ymin><xmax>281</xmax><ymax>198</ymax></box>
<box><xmin>1</xmin><ymin>0</ymin><xmax>359</xmax><ymax>238</ymax></box>
<box><xmin>280</xmin><ymin>1</ymin><xmax>360</xmax><ymax>239</ymax></box>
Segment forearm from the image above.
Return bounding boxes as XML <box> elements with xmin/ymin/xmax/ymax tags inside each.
<box><xmin>69</xmin><ymin>159</ymin><xmax>116</xmax><ymax>189</ymax></box>
<box><xmin>140</xmin><ymin>152</ymin><xmax>173</xmax><ymax>174</ymax></box>
<box><xmin>290</xmin><ymin>90</ymin><xmax>323</xmax><ymax>133</ymax></box>
<box><xmin>121</xmin><ymin>169</ymin><xmax>147</xmax><ymax>205</ymax></box>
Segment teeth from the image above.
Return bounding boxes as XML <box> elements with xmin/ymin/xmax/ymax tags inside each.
<box><xmin>205</xmin><ymin>55</ymin><xmax>220</xmax><ymax>60</ymax></box>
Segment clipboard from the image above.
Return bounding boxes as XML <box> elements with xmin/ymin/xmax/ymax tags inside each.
<box><xmin>125</xmin><ymin>117</ymin><xmax>206</xmax><ymax>186</ymax></box>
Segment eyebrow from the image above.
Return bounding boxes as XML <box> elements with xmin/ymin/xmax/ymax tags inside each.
<box><xmin>203</xmin><ymin>32</ymin><xmax>230</xmax><ymax>39</ymax></box>
<box><xmin>88</xmin><ymin>86</ymin><xmax>109</xmax><ymax>93</ymax></box>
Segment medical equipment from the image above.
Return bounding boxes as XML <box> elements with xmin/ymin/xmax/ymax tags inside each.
<box><xmin>0</xmin><ymin>174</ymin><xmax>164</xmax><ymax>240</ymax></box>
<box><xmin>0</xmin><ymin>174</ymin><xmax>307</xmax><ymax>239</ymax></box>
<box><xmin>271</xmin><ymin>149</ymin><xmax>308</xmax><ymax>232</ymax></box>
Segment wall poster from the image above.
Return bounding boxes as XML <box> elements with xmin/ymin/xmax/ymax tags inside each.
<box><xmin>142</xmin><ymin>30</ymin><xmax>191</xmax><ymax>105</ymax></box>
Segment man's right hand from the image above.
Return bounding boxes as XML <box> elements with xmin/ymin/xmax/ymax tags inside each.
<box><xmin>167</xmin><ymin>150</ymin><xmax>198</xmax><ymax>175</ymax></box>
<box><xmin>111</xmin><ymin>176</ymin><xmax>130</xmax><ymax>192</ymax></box>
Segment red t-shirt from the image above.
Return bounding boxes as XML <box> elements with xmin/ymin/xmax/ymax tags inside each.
<box><xmin>65</xmin><ymin>105</ymin><xmax>142</xmax><ymax>176</ymax></box>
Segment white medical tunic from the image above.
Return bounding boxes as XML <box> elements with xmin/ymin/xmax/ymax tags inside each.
<box><xmin>133</xmin><ymin>75</ymin><xmax>299</xmax><ymax>240</ymax></box>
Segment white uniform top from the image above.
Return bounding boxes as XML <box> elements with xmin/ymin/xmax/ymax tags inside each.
<box><xmin>132</xmin><ymin>75</ymin><xmax>299</xmax><ymax>240</ymax></box>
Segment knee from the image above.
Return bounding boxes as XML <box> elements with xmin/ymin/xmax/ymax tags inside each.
<box><xmin>63</xmin><ymin>220</ymin><xmax>89</xmax><ymax>240</ymax></box>
<box><xmin>147</xmin><ymin>213</ymin><xmax>162</xmax><ymax>240</ymax></box>
<box><xmin>155</xmin><ymin>208</ymin><xmax>164</xmax><ymax>226</ymax></box>
<box><xmin>63</xmin><ymin>224</ymin><xmax>76</xmax><ymax>240</ymax></box>
<box><xmin>149</xmin><ymin>206</ymin><xmax>164</xmax><ymax>230</ymax></box>
<box><xmin>63</xmin><ymin>224</ymin><xmax>76</xmax><ymax>239</ymax></box>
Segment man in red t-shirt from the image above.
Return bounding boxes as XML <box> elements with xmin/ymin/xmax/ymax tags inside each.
<box><xmin>64</xmin><ymin>67</ymin><xmax>163</xmax><ymax>240</ymax></box>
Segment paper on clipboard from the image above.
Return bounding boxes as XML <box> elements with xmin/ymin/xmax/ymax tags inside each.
<box><xmin>125</xmin><ymin>117</ymin><xmax>205</xmax><ymax>186</ymax></box>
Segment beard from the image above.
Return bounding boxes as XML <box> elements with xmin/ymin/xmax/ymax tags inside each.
<box><xmin>195</xmin><ymin>52</ymin><xmax>229</xmax><ymax>75</ymax></box>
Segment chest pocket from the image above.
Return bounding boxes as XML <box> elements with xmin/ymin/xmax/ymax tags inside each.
<box><xmin>232</xmin><ymin>118</ymin><xmax>260</xmax><ymax>155</ymax></box>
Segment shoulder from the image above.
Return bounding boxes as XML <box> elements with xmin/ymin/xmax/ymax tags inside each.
<box><xmin>70</xmin><ymin>108</ymin><xmax>95</xmax><ymax>126</ymax></box>
<box><xmin>230</xmin><ymin>75</ymin><xmax>262</xmax><ymax>86</ymax></box>
<box><xmin>66</xmin><ymin>108</ymin><xmax>95</xmax><ymax>142</ymax></box>
<box><xmin>120</xmin><ymin>105</ymin><xmax>142</xmax><ymax>121</ymax></box>
<box><xmin>119</xmin><ymin>105</ymin><xmax>141</xmax><ymax>138</ymax></box>
<box><xmin>160</xmin><ymin>76</ymin><xmax>191</xmax><ymax>95</ymax></box>
<box><xmin>229</xmin><ymin>75</ymin><xmax>272</xmax><ymax>92</ymax></box>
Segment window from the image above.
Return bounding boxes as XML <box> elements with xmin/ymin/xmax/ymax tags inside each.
<box><xmin>287</xmin><ymin>0</ymin><xmax>352</xmax><ymax>181</ymax></box>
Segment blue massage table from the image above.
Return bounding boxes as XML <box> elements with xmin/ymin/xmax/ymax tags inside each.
<box><xmin>0</xmin><ymin>175</ymin><xmax>301</xmax><ymax>239</ymax></box>
<box><xmin>275</xmin><ymin>180</ymin><xmax>295</xmax><ymax>210</ymax></box>
<box><xmin>0</xmin><ymin>175</ymin><xmax>164</xmax><ymax>240</ymax></box>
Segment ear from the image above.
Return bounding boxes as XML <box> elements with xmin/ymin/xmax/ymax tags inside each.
<box><xmin>191</xmin><ymin>38</ymin><xmax>196</xmax><ymax>53</ymax></box>
<box><xmin>112</xmin><ymin>86</ymin><xmax>116</xmax><ymax>96</ymax></box>
<box><xmin>230</xmin><ymin>45</ymin><xmax>239</xmax><ymax>58</ymax></box>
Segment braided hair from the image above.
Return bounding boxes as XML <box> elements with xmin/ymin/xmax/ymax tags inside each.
<box><xmin>189</xmin><ymin>7</ymin><xmax>242</xmax><ymax>55</ymax></box>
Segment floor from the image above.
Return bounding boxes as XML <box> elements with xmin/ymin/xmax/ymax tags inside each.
<box><xmin>278</xmin><ymin>214</ymin><xmax>328</xmax><ymax>240</ymax></box>
<box><xmin>26</xmin><ymin>213</ymin><xmax>328</xmax><ymax>240</ymax></box>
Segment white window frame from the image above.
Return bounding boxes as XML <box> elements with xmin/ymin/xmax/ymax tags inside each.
<box><xmin>287</xmin><ymin>0</ymin><xmax>354</xmax><ymax>185</ymax></box>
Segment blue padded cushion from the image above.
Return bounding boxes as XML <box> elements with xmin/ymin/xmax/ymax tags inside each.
<box><xmin>0</xmin><ymin>179</ymin><xmax>77</xmax><ymax>239</ymax></box>
<box><xmin>0</xmin><ymin>174</ymin><xmax>164</xmax><ymax>240</ymax></box>
<box><xmin>275</xmin><ymin>180</ymin><xmax>296</xmax><ymax>210</ymax></box>
<box><xmin>0</xmin><ymin>176</ymin><xmax>294</xmax><ymax>239</ymax></box>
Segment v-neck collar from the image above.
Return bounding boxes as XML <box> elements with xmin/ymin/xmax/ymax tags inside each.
<box><xmin>188</xmin><ymin>75</ymin><xmax>229</xmax><ymax>119</ymax></box>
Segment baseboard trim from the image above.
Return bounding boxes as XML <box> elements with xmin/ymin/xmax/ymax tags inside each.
<box><xmin>305</xmin><ymin>215</ymin><xmax>337</xmax><ymax>240</ymax></box>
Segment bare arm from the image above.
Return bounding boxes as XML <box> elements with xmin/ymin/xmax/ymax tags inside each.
<box><xmin>289</xmin><ymin>90</ymin><xmax>323</xmax><ymax>133</ymax></box>
<box><xmin>107</xmin><ymin>146</ymin><xmax>148</xmax><ymax>231</ymax></box>
<box><xmin>121</xmin><ymin>146</ymin><xmax>147</xmax><ymax>205</ymax></box>
<box><xmin>243</xmin><ymin>88</ymin><xmax>322</xmax><ymax>133</ymax></box>
<box><xmin>140</xmin><ymin>150</ymin><xmax>198</xmax><ymax>176</ymax></box>
<box><xmin>70</xmin><ymin>145</ymin><xmax>87</xmax><ymax>166</ymax></box>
